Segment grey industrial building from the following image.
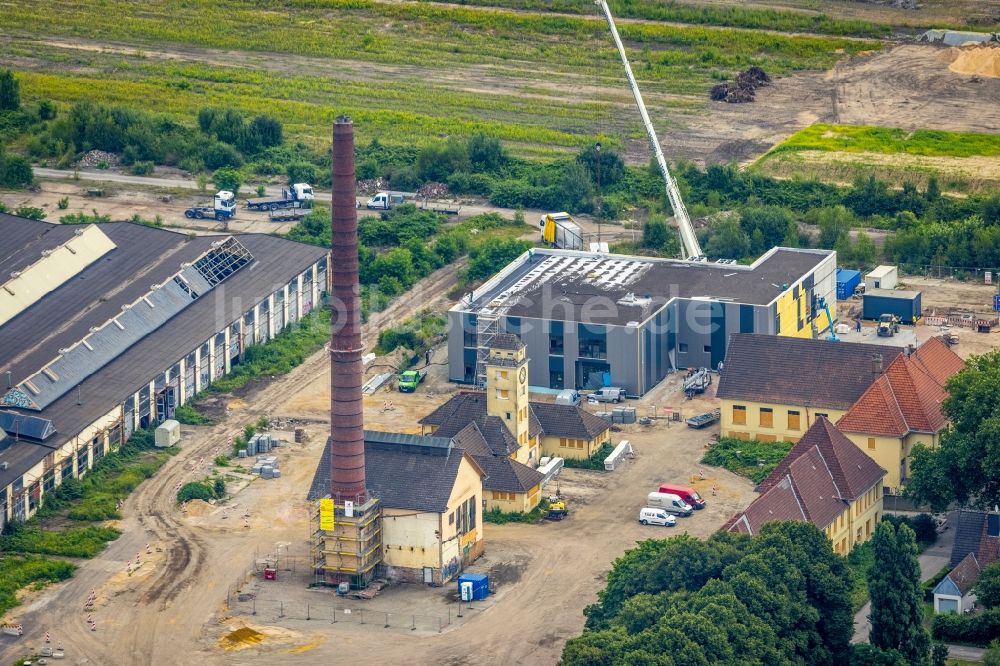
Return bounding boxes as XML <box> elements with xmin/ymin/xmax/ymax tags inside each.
<box><xmin>0</xmin><ymin>215</ymin><xmax>328</xmax><ymax>527</ymax></box>
<box><xmin>448</xmin><ymin>247</ymin><xmax>836</xmax><ymax>395</ymax></box>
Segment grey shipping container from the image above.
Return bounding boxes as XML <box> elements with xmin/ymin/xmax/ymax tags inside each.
<box><xmin>863</xmin><ymin>289</ymin><xmax>922</xmax><ymax>324</ymax></box>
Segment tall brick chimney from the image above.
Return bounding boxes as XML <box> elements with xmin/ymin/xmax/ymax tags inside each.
<box><xmin>329</xmin><ymin>116</ymin><xmax>366</xmax><ymax>501</ymax></box>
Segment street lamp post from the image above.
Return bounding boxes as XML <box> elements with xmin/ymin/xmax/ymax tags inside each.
<box><xmin>595</xmin><ymin>142</ymin><xmax>602</xmax><ymax>246</ymax></box>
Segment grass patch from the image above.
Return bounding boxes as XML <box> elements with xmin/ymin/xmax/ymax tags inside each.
<box><xmin>205</xmin><ymin>308</ymin><xmax>331</xmax><ymax>395</ymax></box>
<box><xmin>35</xmin><ymin>429</ymin><xmax>174</xmax><ymax>523</ymax></box>
<box><xmin>563</xmin><ymin>442</ymin><xmax>615</xmax><ymax>471</ymax></box>
<box><xmin>846</xmin><ymin>540</ymin><xmax>874</xmax><ymax>613</ymax></box>
<box><xmin>769</xmin><ymin>124</ymin><xmax>1000</xmax><ymax>159</ymax></box>
<box><xmin>2</xmin><ymin>0</ymin><xmax>877</xmax><ymax>158</ymax></box>
<box><xmin>700</xmin><ymin>437</ymin><xmax>795</xmax><ymax>483</ymax></box>
<box><xmin>0</xmin><ymin>526</ymin><xmax>121</xmax><ymax>559</ymax></box>
<box><xmin>484</xmin><ymin>499</ymin><xmax>550</xmax><ymax>524</ymax></box>
<box><xmin>375</xmin><ymin>310</ymin><xmax>447</xmax><ymax>357</ymax></box>
<box><xmin>0</xmin><ymin>556</ymin><xmax>76</xmax><ymax>617</ymax></box>
<box><xmin>173</xmin><ymin>403</ymin><xmax>210</xmax><ymax>425</ymax></box>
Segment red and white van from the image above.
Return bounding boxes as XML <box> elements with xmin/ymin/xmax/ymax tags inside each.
<box><xmin>658</xmin><ymin>484</ymin><xmax>706</xmax><ymax>509</ymax></box>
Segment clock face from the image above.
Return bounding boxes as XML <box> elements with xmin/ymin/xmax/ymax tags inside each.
<box><xmin>519</xmin><ymin>367</ymin><xmax>527</xmax><ymax>383</ymax></box>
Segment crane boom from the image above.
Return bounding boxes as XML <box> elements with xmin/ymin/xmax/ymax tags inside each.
<box><xmin>594</xmin><ymin>0</ymin><xmax>703</xmax><ymax>259</ymax></box>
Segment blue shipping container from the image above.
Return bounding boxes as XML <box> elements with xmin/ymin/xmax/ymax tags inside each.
<box><xmin>862</xmin><ymin>289</ymin><xmax>922</xmax><ymax>324</ymax></box>
<box><xmin>836</xmin><ymin>269</ymin><xmax>862</xmax><ymax>300</ymax></box>
<box><xmin>457</xmin><ymin>573</ymin><xmax>489</xmax><ymax>600</ymax></box>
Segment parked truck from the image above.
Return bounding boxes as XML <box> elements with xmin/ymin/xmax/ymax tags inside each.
<box><xmin>246</xmin><ymin>183</ymin><xmax>314</xmax><ymax>211</ymax></box>
<box><xmin>366</xmin><ymin>191</ymin><xmax>461</xmax><ymax>215</ymax></box>
<box><xmin>539</xmin><ymin>212</ymin><xmax>584</xmax><ymax>250</ymax></box>
<box><xmin>184</xmin><ymin>190</ymin><xmax>236</xmax><ymax>221</ymax></box>
<box><xmin>398</xmin><ymin>369</ymin><xmax>426</xmax><ymax>392</ymax></box>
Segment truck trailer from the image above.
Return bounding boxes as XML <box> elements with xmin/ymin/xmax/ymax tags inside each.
<box><xmin>539</xmin><ymin>212</ymin><xmax>584</xmax><ymax>250</ymax></box>
<box><xmin>246</xmin><ymin>183</ymin><xmax>314</xmax><ymax>211</ymax></box>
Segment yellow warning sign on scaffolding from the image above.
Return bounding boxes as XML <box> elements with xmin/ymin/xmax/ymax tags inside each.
<box><xmin>319</xmin><ymin>498</ymin><xmax>335</xmax><ymax>531</ymax></box>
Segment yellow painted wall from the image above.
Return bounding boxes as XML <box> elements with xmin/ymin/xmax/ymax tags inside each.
<box><xmin>382</xmin><ymin>454</ymin><xmax>484</xmax><ymax>580</ymax></box>
<box><xmin>0</xmin><ymin>225</ymin><xmax>116</xmax><ymax>326</ymax></box>
<box><xmin>774</xmin><ymin>282</ymin><xmax>814</xmax><ymax>339</ymax></box>
<box><xmin>485</xmin><ymin>484</ymin><xmax>541</xmax><ymax>513</ymax></box>
<box><xmin>843</xmin><ymin>431</ymin><xmax>941</xmax><ymax>491</ymax></box>
<box><xmin>720</xmin><ymin>398</ymin><xmax>845</xmax><ymax>443</ymax></box>
<box><xmin>825</xmin><ymin>481</ymin><xmax>884</xmax><ymax>554</ymax></box>
<box><xmin>539</xmin><ymin>431</ymin><xmax>610</xmax><ymax>460</ymax></box>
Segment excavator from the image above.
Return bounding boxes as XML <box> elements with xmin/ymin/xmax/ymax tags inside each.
<box><xmin>595</xmin><ymin>0</ymin><xmax>703</xmax><ymax>260</ymax></box>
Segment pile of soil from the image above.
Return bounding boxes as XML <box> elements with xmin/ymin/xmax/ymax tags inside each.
<box><xmin>710</xmin><ymin>66</ymin><xmax>771</xmax><ymax>103</ymax></box>
<box><xmin>949</xmin><ymin>45</ymin><xmax>1000</xmax><ymax>78</ymax></box>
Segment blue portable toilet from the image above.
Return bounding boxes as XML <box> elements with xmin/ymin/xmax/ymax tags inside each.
<box><xmin>457</xmin><ymin>573</ymin><xmax>489</xmax><ymax>600</ymax></box>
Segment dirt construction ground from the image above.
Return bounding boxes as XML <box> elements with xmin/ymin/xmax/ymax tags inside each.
<box><xmin>0</xmin><ymin>258</ymin><xmax>753</xmax><ymax>665</ymax></box>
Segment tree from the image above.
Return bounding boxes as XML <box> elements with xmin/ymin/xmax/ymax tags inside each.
<box><xmin>642</xmin><ymin>218</ymin><xmax>668</xmax><ymax>250</ymax></box>
<box><xmin>849</xmin><ymin>644</ymin><xmax>909</xmax><ymax>666</ymax></box>
<box><xmin>287</xmin><ymin>162</ymin><xmax>318</xmax><ymax>186</ymax></box>
<box><xmin>925</xmin><ymin>176</ymin><xmax>941</xmax><ymax>202</ymax></box>
<box><xmin>985</xmin><ymin>639</ymin><xmax>1000</xmax><ymax>666</ymax></box>
<box><xmin>976</xmin><ymin>562</ymin><xmax>1000</xmax><ymax>609</ymax></box>
<box><xmin>739</xmin><ymin>206</ymin><xmax>794</xmax><ymax>253</ymax></box>
<box><xmin>577</xmin><ymin>144</ymin><xmax>625</xmax><ymax>188</ymax></box>
<box><xmin>467</xmin><ymin>133</ymin><xmax>507</xmax><ymax>172</ymax></box>
<box><xmin>704</xmin><ymin>218</ymin><xmax>750</xmax><ymax>259</ymax></box>
<box><xmin>868</xmin><ymin>521</ymin><xmax>929</xmax><ymax>665</ymax></box>
<box><xmin>466</xmin><ymin>238</ymin><xmax>531</xmax><ymax>282</ymax></box>
<box><xmin>907</xmin><ymin>350</ymin><xmax>1000</xmax><ymax>510</ymax></box>
<box><xmin>0</xmin><ymin>69</ymin><xmax>19</xmax><ymax>111</ymax></box>
<box><xmin>853</xmin><ymin>230</ymin><xmax>877</xmax><ymax>266</ymax></box>
<box><xmin>416</xmin><ymin>138</ymin><xmax>469</xmax><ymax>183</ymax></box>
<box><xmin>558</xmin><ymin>161</ymin><xmax>593</xmax><ymax>212</ymax></box>
<box><xmin>0</xmin><ymin>154</ymin><xmax>33</xmax><ymax>188</ymax></box>
<box><xmin>814</xmin><ymin>205</ymin><xmax>855</xmax><ymax>249</ymax></box>
<box><xmin>249</xmin><ymin>114</ymin><xmax>283</xmax><ymax>149</ymax></box>
<box><xmin>930</xmin><ymin>643</ymin><xmax>949</xmax><ymax>666</ymax></box>
<box><xmin>212</xmin><ymin>167</ymin><xmax>242</xmax><ymax>196</ymax></box>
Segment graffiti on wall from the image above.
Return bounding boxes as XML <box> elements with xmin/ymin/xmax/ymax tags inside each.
<box><xmin>441</xmin><ymin>556</ymin><xmax>459</xmax><ymax>581</ymax></box>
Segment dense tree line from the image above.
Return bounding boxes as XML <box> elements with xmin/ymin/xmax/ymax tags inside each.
<box><xmin>565</xmin><ymin>522</ymin><xmax>856</xmax><ymax>666</ymax></box>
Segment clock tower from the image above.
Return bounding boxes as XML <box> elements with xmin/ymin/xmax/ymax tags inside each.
<box><xmin>485</xmin><ymin>334</ymin><xmax>534</xmax><ymax>465</ymax></box>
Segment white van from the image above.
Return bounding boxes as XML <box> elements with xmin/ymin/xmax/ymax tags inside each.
<box><xmin>639</xmin><ymin>507</ymin><xmax>677</xmax><ymax>527</ymax></box>
<box><xmin>646</xmin><ymin>492</ymin><xmax>693</xmax><ymax>517</ymax></box>
<box><xmin>555</xmin><ymin>389</ymin><xmax>581</xmax><ymax>406</ymax></box>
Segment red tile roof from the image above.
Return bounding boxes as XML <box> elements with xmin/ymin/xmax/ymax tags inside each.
<box><xmin>724</xmin><ymin>418</ymin><xmax>886</xmax><ymax>536</ymax></box>
<box><xmin>948</xmin><ymin>552</ymin><xmax>983</xmax><ymax>595</ymax></box>
<box><xmin>837</xmin><ymin>339</ymin><xmax>964</xmax><ymax>438</ymax></box>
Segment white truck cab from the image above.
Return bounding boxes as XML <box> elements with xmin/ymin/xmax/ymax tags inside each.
<box><xmin>291</xmin><ymin>183</ymin><xmax>314</xmax><ymax>201</ymax></box>
<box><xmin>366</xmin><ymin>191</ymin><xmax>406</xmax><ymax>210</ymax></box>
<box><xmin>214</xmin><ymin>190</ymin><xmax>236</xmax><ymax>214</ymax></box>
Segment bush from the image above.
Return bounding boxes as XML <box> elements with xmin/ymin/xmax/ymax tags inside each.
<box><xmin>0</xmin><ymin>68</ymin><xmax>20</xmax><ymax>111</ymax></box>
<box><xmin>484</xmin><ymin>499</ymin><xmax>549</xmax><ymax>524</ymax></box>
<box><xmin>213</xmin><ymin>478</ymin><xmax>226</xmax><ymax>497</ymax></box>
<box><xmin>0</xmin><ymin>525</ymin><xmax>121</xmax><ymax>558</ymax></box>
<box><xmin>212</xmin><ymin>166</ymin><xmax>242</xmax><ymax>195</ymax></box>
<box><xmin>57</xmin><ymin>196</ymin><xmax>69</xmax><ymax>209</ymax></box>
<box><xmin>38</xmin><ymin>99</ymin><xmax>56</xmax><ymax>120</ymax></box>
<box><xmin>174</xmin><ymin>403</ymin><xmax>209</xmax><ymax>425</ymax></box>
<box><xmin>287</xmin><ymin>161</ymin><xmax>318</xmax><ymax>186</ymax></box>
<box><xmin>14</xmin><ymin>206</ymin><xmax>46</xmax><ymax>220</ymax></box>
<box><xmin>0</xmin><ymin>556</ymin><xmax>75</xmax><ymax>617</ymax></box>
<box><xmin>932</xmin><ymin>607</ymin><xmax>1000</xmax><ymax>646</ymax></box>
<box><xmin>701</xmin><ymin>437</ymin><xmax>795</xmax><ymax>483</ymax></box>
<box><xmin>0</xmin><ymin>154</ymin><xmax>33</xmax><ymax>188</ymax></box>
<box><xmin>60</xmin><ymin>209</ymin><xmax>110</xmax><ymax>224</ymax></box>
<box><xmin>131</xmin><ymin>160</ymin><xmax>154</xmax><ymax>176</ymax></box>
<box><xmin>466</xmin><ymin>237</ymin><xmax>532</xmax><ymax>282</ymax></box>
<box><xmin>563</xmin><ymin>443</ymin><xmax>614</xmax><ymax>470</ymax></box>
<box><xmin>177</xmin><ymin>482</ymin><xmax>214</xmax><ymax>503</ymax></box>
<box><xmin>881</xmin><ymin>513</ymin><xmax>937</xmax><ymax>547</ymax></box>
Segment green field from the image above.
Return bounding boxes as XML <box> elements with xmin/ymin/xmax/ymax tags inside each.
<box><xmin>0</xmin><ymin>0</ymin><xmax>877</xmax><ymax>156</ymax></box>
<box><xmin>756</xmin><ymin>124</ymin><xmax>1000</xmax><ymax>194</ymax></box>
<box><xmin>767</xmin><ymin>124</ymin><xmax>1000</xmax><ymax>158</ymax></box>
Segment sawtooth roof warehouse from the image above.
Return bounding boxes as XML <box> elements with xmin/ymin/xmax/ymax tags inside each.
<box><xmin>0</xmin><ymin>215</ymin><xmax>328</xmax><ymax>527</ymax></box>
<box><xmin>449</xmin><ymin>247</ymin><xmax>837</xmax><ymax>395</ymax></box>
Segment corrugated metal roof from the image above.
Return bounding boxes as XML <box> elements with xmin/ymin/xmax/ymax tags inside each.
<box><xmin>2</xmin><ymin>237</ymin><xmax>254</xmax><ymax>411</ymax></box>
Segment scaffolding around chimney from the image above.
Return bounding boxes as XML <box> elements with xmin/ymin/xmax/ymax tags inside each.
<box><xmin>311</xmin><ymin>116</ymin><xmax>383</xmax><ymax>588</ymax></box>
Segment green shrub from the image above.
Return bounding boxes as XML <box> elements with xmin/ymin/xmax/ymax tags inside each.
<box><xmin>564</xmin><ymin>443</ymin><xmax>615</xmax><ymax>471</ymax></box>
<box><xmin>177</xmin><ymin>482</ymin><xmax>213</xmax><ymax>503</ymax></box>
<box><xmin>131</xmin><ymin>160</ymin><xmax>154</xmax><ymax>176</ymax></box>
<box><xmin>60</xmin><ymin>209</ymin><xmax>111</xmax><ymax>224</ymax></box>
<box><xmin>932</xmin><ymin>607</ymin><xmax>1000</xmax><ymax>646</ymax></box>
<box><xmin>882</xmin><ymin>513</ymin><xmax>937</xmax><ymax>547</ymax></box>
<box><xmin>174</xmin><ymin>403</ymin><xmax>209</xmax><ymax>425</ymax></box>
<box><xmin>214</xmin><ymin>455</ymin><xmax>230</xmax><ymax>467</ymax></box>
<box><xmin>14</xmin><ymin>206</ymin><xmax>46</xmax><ymax>220</ymax></box>
<box><xmin>846</xmin><ymin>541</ymin><xmax>875</xmax><ymax>612</ymax></box>
<box><xmin>0</xmin><ymin>556</ymin><xmax>75</xmax><ymax>617</ymax></box>
<box><xmin>57</xmin><ymin>196</ymin><xmax>69</xmax><ymax>209</ymax></box>
<box><xmin>701</xmin><ymin>437</ymin><xmax>795</xmax><ymax>483</ymax></box>
<box><xmin>0</xmin><ymin>525</ymin><xmax>121</xmax><ymax>558</ymax></box>
<box><xmin>213</xmin><ymin>478</ymin><xmax>226</xmax><ymax>498</ymax></box>
<box><xmin>484</xmin><ymin>499</ymin><xmax>549</xmax><ymax>524</ymax></box>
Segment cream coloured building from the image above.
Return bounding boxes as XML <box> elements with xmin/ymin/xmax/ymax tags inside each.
<box><xmin>725</xmin><ymin>418</ymin><xmax>886</xmax><ymax>554</ymax></box>
<box><xmin>0</xmin><ymin>216</ymin><xmax>328</xmax><ymax>528</ymax></box>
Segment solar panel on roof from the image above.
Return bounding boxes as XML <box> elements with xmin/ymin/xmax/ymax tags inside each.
<box><xmin>989</xmin><ymin>514</ymin><xmax>1000</xmax><ymax>537</ymax></box>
